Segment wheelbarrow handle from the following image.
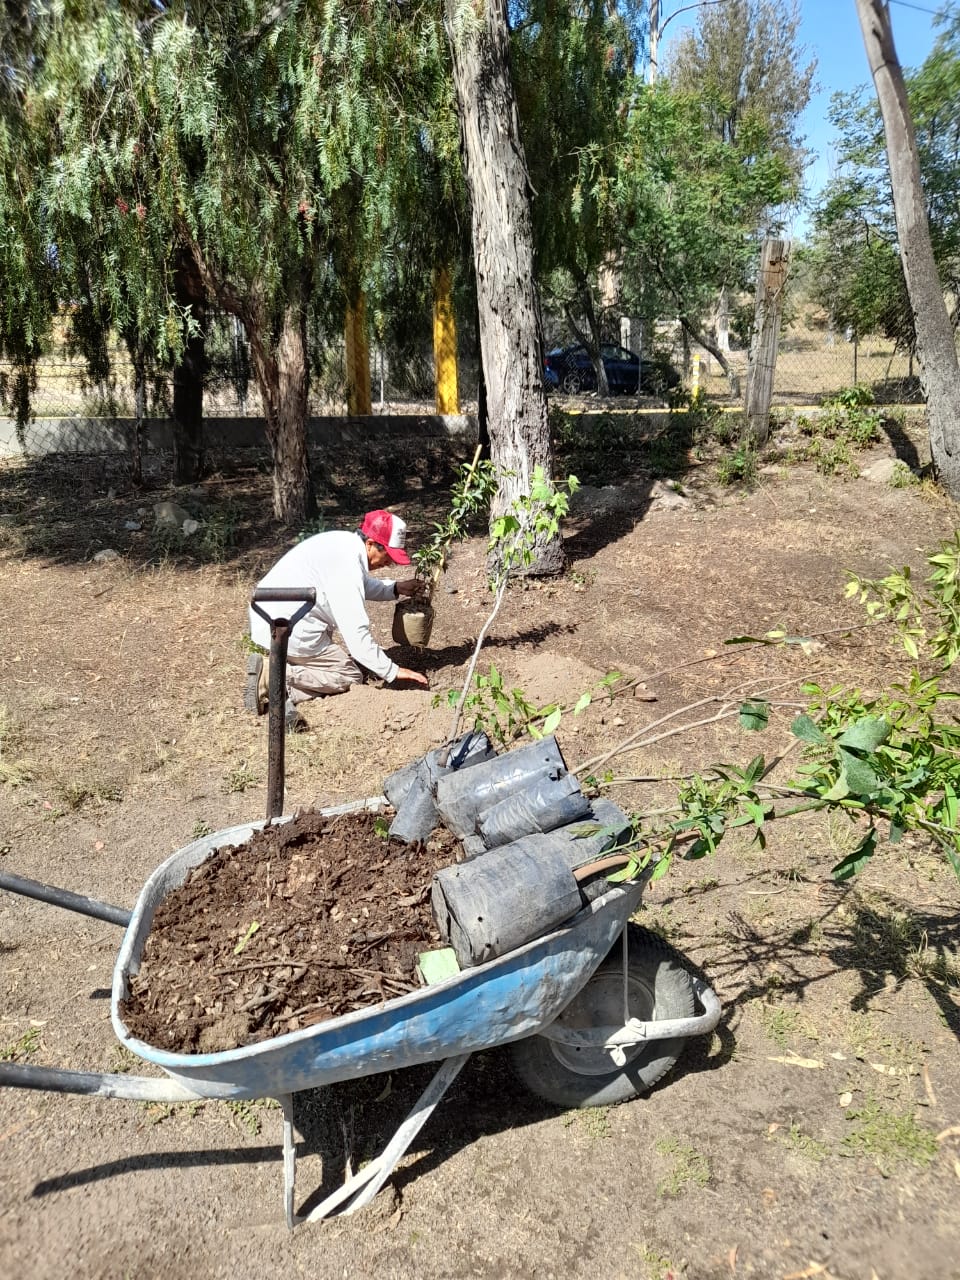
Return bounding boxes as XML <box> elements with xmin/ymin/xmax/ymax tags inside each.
<box><xmin>0</xmin><ymin>870</ymin><xmax>131</xmax><ymax>928</ymax></box>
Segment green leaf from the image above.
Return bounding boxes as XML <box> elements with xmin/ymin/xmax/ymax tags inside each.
<box><xmin>541</xmin><ymin>707</ymin><xmax>562</xmax><ymax>734</ymax></box>
<box><xmin>835</xmin><ymin>716</ymin><xmax>891</xmax><ymax>751</ymax></box>
<box><xmin>573</xmin><ymin>692</ymin><xmax>591</xmax><ymax>715</ymax></box>
<box><xmin>838</xmin><ymin>748</ymin><xmax>880</xmax><ymax>796</ymax></box>
<box><xmin>792</xmin><ymin>714</ymin><xmax>826</xmax><ymax>744</ymax></box>
<box><xmin>650</xmin><ymin>852</ymin><xmax>672</xmax><ymax>881</ymax></box>
<box><xmin>830</xmin><ymin>828</ymin><xmax>878</xmax><ymax>881</ymax></box>
<box><xmin>234</xmin><ymin>921</ymin><xmax>261</xmax><ymax>955</ymax></box>
<box><xmin>739</xmin><ymin>700</ymin><xmax>769</xmax><ymax>731</ymax></box>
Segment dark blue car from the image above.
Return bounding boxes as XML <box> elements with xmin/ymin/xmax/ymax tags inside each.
<box><xmin>545</xmin><ymin>343</ymin><xmax>681</xmax><ymax>396</ymax></box>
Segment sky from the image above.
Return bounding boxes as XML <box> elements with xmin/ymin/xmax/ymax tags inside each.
<box><xmin>795</xmin><ymin>0</ymin><xmax>945</xmax><ymax>216</ymax></box>
<box><xmin>661</xmin><ymin>0</ymin><xmax>947</xmax><ymax>236</ymax></box>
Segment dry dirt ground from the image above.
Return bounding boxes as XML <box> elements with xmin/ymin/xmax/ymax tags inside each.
<box><xmin>0</xmin><ymin>409</ymin><xmax>958</xmax><ymax>1280</ymax></box>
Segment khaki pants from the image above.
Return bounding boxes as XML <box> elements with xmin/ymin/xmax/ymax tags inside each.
<box><xmin>260</xmin><ymin>645</ymin><xmax>364</xmax><ymax>706</ymax></box>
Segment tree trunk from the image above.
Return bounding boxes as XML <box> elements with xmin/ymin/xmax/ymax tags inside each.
<box><xmin>172</xmin><ymin>251</ymin><xmax>206</xmax><ymax>484</ymax></box>
<box><xmin>444</xmin><ymin>0</ymin><xmax>562</xmax><ymax>575</ymax></box>
<box><xmin>247</xmin><ymin>298</ymin><xmax>316</xmax><ymax>526</ymax></box>
<box><xmin>679</xmin><ymin>315</ymin><xmax>740</xmax><ymax>396</ymax></box>
<box><xmin>172</xmin><ymin>328</ymin><xmax>205</xmax><ymax>484</ymax></box>
<box><xmin>855</xmin><ymin>0</ymin><xmax>960</xmax><ymax>496</ymax></box>
<box><xmin>563</xmin><ymin>271</ymin><xmax>610</xmax><ymax>396</ymax></box>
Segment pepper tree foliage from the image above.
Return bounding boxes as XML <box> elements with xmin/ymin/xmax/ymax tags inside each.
<box><xmin>806</xmin><ymin>6</ymin><xmax>960</xmax><ymax>353</ymax></box>
<box><xmin>4</xmin><ymin>0</ymin><xmax>458</xmax><ymax>523</ymax></box>
<box><xmin>512</xmin><ymin>0</ymin><xmax>639</xmax><ymax>366</ymax></box>
<box><xmin>0</xmin><ymin>2</ymin><xmax>56</xmax><ymax>426</ymax></box>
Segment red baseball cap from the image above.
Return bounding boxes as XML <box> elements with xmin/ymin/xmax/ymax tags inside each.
<box><xmin>359</xmin><ymin>510</ymin><xmax>412</xmax><ymax>564</ymax></box>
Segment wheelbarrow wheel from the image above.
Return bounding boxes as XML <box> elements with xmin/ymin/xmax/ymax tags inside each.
<box><xmin>509</xmin><ymin>924</ymin><xmax>696</xmax><ymax>1108</ymax></box>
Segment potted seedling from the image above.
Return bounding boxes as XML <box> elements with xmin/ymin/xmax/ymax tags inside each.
<box><xmin>392</xmin><ymin>447</ymin><xmax>495</xmax><ymax>648</ymax></box>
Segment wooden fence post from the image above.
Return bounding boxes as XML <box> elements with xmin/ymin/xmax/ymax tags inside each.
<box><xmin>744</xmin><ymin>238</ymin><xmax>790</xmax><ymax>445</ymax></box>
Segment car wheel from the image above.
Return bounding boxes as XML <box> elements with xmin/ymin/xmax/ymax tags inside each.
<box><xmin>561</xmin><ymin>371</ymin><xmax>583</xmax><ymax>395</ymax></box>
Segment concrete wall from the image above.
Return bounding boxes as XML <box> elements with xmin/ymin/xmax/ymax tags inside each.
<box><xmin>0</xmin><ymin>413</ymin><xmax>478</xmax><ymax>459</ymax></box>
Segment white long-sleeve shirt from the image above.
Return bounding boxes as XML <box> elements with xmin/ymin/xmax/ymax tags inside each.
<box><xmin>249</xmin><ymin>530</ymin><xmax>400</xmax><ymax>681</ymax></box>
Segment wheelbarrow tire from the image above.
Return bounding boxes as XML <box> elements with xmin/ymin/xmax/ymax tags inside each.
<box><xmin>509</xmin><ymin>924</ymin><xmax>696</xmax><ymax>1109</ymax></box>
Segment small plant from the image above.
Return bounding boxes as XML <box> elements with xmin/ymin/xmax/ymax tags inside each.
<box><xmin>715</xmin><ymin>442</ymin><xmax>758</xmax><ymax>487</ymax></box>
<box><xmin>444</xmin><ymin>666</ymin><xmax>620</xmax><ymax>747</ymax></box>
<box><xmin>841</xmin><ymin>1095</ymin><xmax>938</xmax><ymax>1172</ymax></box>
<box><xmin>224</xmin><ymin>761</ymin><xmax>259</xmax><ymax>793</ymax></box>
<box><xmin>781</xmin><ymin>1122</ymin><xmax>830</xmax><ymax>1162</ymax></box>
<box><xmin>793</xmin><ymin>384</ymin><xmax>882</xmax><ymax>475</ymax></box>
<box><xmin>109</xmin><ymin>1044</ymin><xmax>140</xmax><ymax>1074</ymax></box>
<box><xmin>198</xmin><ymin>503</ymin><xmax>239</xmax><ymax>562</ymax></box>
<box><xmin>192</xmin><ymin>819</ymin><xmax>213</xmax><ymax>839</ymax></box>
<box><xmin>654</xmin><ymin>1136</ymin><xmax>711</xmax><ymax>1196</ymax></box>
<box><xmin>889</xmin><ymin>461</ymin><xmax>917</xmax><ymax>488</ymax></box>
<box><xmin>1</xmin><ymin>1026</ymin><xmax>41</xmax><ymax>1062</ymax></box>
<box><xmin>410</xmin><ymin>448</ymin><xmax>496</xmax><ymax>599</ymax></box>
<box><xmin>846</xmin><ymin>529</ymin><xmax>960</xmax><ymax>667</ymax></box>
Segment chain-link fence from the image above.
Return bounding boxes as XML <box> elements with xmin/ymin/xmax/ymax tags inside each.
<box><xmin>688</xmin><ymin>319</ymin><xmax>920</xmax><ymax>407</ymax></box>
<box><xmin>1</xmin><ymin>310</ymin><xmax>924</xmax><ymax>458</ymax></box>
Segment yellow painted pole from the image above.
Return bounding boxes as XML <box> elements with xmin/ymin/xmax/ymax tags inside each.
<box><xmin>433</xmin><ymin>267</ymin><xmax>460</xmax><ymax>415</ymax></box>
<box><xmin>345</xmin><ymin>292</ymin><xmax>372</xmax><ymax>415</ymax></box>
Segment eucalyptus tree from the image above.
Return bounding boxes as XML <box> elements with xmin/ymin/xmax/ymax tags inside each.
<box><xmin>809</xmin><ymin>13</ymin><xmax>960</xmax><ymax>357</ymax></box>
<box><xmin>665</xmin><ymin>0</ymin><xmax>815</xmax><ymax>184</ymax></box>
<box><xmin>444</xmin><ymin>0</ymin><xmax>563</xmax><ymax>572</ymax></box>
<box><xmin>854</xmin><ymin>0</ymin><xmax>960</xmax><ymax>497</ymax></box>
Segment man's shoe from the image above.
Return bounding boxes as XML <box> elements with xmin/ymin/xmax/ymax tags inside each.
<box><xmin>285</xmin><ymin>697</ymin><xmax>305</xmax><ymax>733</ymax></box>
<box><xmin>244</xmin><ymin>654</ymin><xmax>267</xmax><ymax>715</ymax></box>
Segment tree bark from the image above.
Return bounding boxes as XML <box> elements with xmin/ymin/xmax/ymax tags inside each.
<box><xmin>247</xmin><ymin>294</ymin><xmax>317</xmax><ymax>526</ymax></box>
<box><xmin>563</xmin><ymin>269</ymin><xmax>610</xmax><ymax>396</ymax></box>
<box><xmin>444</xmin><ymin>0</ymin><xmax>562</xmax><ymax>575</ymax></box>
<box><xmin>678</xmin><ymin>315</ymin><xmax>740</xmax><ymax>397</ymax></box>
<box><xmin>172</xmin><ymin>251</ymin><xmax>206</xmax><ymax>484</ymax></box>
<box><xmin>855</xmin><ymin>0</ymin><xmax>960</xmax><ymax>496</ymax></box>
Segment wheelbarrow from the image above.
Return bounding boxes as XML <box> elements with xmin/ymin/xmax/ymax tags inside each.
<box><xmin>0</xmin><ymin>592</ymin><xmax>722</xmax><ymax>1227</ymax></box>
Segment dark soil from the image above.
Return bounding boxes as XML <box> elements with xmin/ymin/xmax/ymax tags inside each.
<box><xmin>121</xmin><ymin>811</ymin><xmax>462</xmax><ymax>1053</ymax></box>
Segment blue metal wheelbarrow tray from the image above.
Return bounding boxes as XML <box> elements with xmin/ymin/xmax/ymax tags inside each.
<box><xmin>0</xmin><ymin>798</ymin><xmax>720</xmax><ymax>1226</ymax></box>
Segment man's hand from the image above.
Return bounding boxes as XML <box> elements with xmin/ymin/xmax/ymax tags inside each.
<box><xmin>396</xmin><ymin>578</ymin><xmax>428</xmax><ymax>599</ymax></box>
<box><xmin>394</xmin><ymin>667</ymin><xmax>429</xmax><ymax>688</ymax></box>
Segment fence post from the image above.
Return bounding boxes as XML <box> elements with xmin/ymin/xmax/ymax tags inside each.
<box><xmin>744</xmin><ymin>237</ymin><xmax>791</xmax><ymax>445</ymax></box>
<box><xmin>433</xmin><ymin>266</ymin><xmax>460</xmax><ymax>415</ymax></box>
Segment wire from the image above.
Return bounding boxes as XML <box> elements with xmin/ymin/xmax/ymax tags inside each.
<box><xmin>888</xmin><ymin>0</ymin><xmax>942</xmax><ymax>14</ymax></box>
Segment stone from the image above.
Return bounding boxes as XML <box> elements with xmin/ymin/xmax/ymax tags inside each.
<box><xmin>861</xmin><ymin>458</ymin><xmax>910</xmax><ymax>485</ymax></box>
<box><xmin>93</xmin><ymin>548</ymin><xmax>120</xmax><ymax>564</ymax></box>
<box><xmin>154</xmin><ymin>500</ymin><xmax>192</xmax><ymax>528</ymax></box>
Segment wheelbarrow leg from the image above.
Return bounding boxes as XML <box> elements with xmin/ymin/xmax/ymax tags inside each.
<box><xmin>296</xmin><ymin>1053</ymin><xmax>472</xmax><ymax>1225</ymax></box>
<box><xmin>279</xmin><ymin>1094</ymin><xmax>297</xmax><ymax>1231</ymax></box>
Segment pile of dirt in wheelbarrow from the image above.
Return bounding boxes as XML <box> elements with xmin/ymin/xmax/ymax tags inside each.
<box><xmin>120</xmin><ymin>810</ymin><xmax>462</xmax><ymax>1054</ymax></box>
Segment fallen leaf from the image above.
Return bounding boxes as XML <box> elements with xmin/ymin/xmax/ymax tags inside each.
<box><xmin>839</xmin><ymin>1091</ymin><xmax>853</xmax><ymax>1107</ymax></box>
<box><xmin>768</xmin><ymin>1122</ymin><xmax>781</xmax><ymax>1134</ymax></box>
<box><xmin>922</xmin><ymin>1064</ymin><xmax>936</xmax><ymax>1108</ymax></box>
<box><xmin>829</xmin><ymin>1051</ymin><xmax>846</xmax><ymax>1061</ymax></box>
<box><xmin>768</xmin><ymin>1053</ymin><xmax>824</xmax><ymax>1070</ymax></box>
<box><xmin>936</xmin><ymin>1125</ymin><xmax>960</xmax><ymax>1143</ymax></box>
<box><xmin>783</xmin><ymin>1265</ymin><xmax>827</xmax><ymax>1280</ymax></box>
<box><xmin>728</xmin><ymin>1244</ymin><xmax>738</xmax><ymax>1274</ymax></box>
<box><xmin>954</xmin><ymin>1160</ymin><xmax>960</xmax><ymax>1181</ymax></box>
